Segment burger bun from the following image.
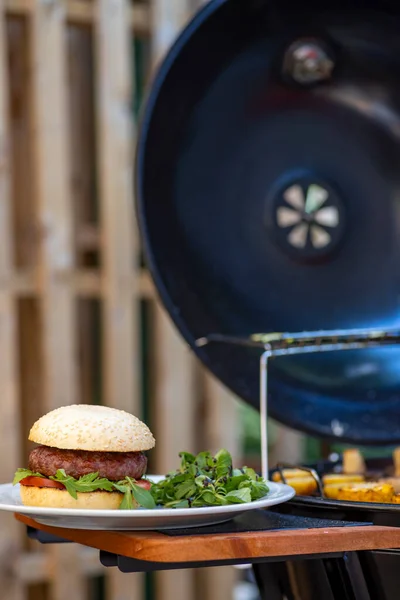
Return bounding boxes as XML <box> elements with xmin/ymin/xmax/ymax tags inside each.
<box><xmin>28</xmin><ymin>404</ymin><xmax>155</xmax><ymax>453</ymax></box>
<box><xmin>19</xmin><ymin>485</ymin><xmax>136</xmax><ymax>510</ymax></box>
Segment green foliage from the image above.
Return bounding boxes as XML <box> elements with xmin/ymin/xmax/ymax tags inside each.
<box><xmin>149</xmin><ymin>449</ymin><xmax>269</xmax><ymax>508</ymax></box>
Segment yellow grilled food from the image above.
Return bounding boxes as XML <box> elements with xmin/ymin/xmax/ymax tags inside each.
<box><xmin>277</xmin><ymin>477</ymin><xmax>317</xmax><ymax>496</ymax></box>
<box><xmin>336</xmin><ymin>483</ymin><xmax>394</xmax><ymax>504</ymax></box>
<box><xmin>342</xmin><ymin>449</ymin><xmax>366</xmax><ymax>475</ymax></box>
<box><xmin>378</xmin><ymin>478</ymin><xmax>400</xmax><ymax>494</ymax></box>
<box><xmin>272</xmin><ymin>454</ymin><xmax>400</xmax><ymax>505</ymax></box>
<box><xmin>324</xmin><ymin>484</ymin><xmax>348</xmax><ymax>500</ymax></box>
<box><xmin>322</xmin><ymin>474</ymin><xmax>365</xmax><ymax>486</ymax></box>
<box><xmin>272</xmin><ymin>469</ymin><xmax>313</xmax><ymax>481</ymax></box>
<box><xmin>323</xmin><ymin>475</ymin><xmax>366</xmax><ymax>499</ymax></box>
<box><xmin>272</xmin><ymin>470</ymin><xmax>318</xmax><ymax>496</ymax></box>
<box><xmin>393</xmin><ymin>447</ymin><xmax>400</xmax><ymax>477</ymax></box>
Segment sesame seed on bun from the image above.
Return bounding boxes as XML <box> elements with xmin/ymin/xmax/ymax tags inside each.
<box><xmin>28</xmin><ymin>404</ymin><xmax>156</xmax><ymax>453</ymax></box>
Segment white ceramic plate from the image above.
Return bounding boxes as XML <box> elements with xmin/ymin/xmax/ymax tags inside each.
<box><xmin>0</xmin><ymin>476</ymin><xmax>295</xmax><ymax>530</ymax></box>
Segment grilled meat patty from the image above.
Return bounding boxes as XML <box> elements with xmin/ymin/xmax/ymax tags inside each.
<box><xmin>29</xmin><ymin>445</ymin><xmax>147</xmax><ymax>481</ymax></box>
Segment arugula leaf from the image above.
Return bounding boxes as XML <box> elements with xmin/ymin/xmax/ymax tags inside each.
<box><xmin>126</xmin><ymin>477</ymin><xmax>156</xmax><ymax>509</ymax></box>
<box><xmin>50</xmin><ymin>470</ymin><xmax>115</xmax><ymax>498</ymax></box>
<box><xmin>118</xmin><ymin>485</ymin><xmax>135</xmax><ymax>510</ymax></box>
<box><xmin>13</xmin><ymin>468</ymin><xmax>44</xmax><ymax>485</ymax></box>
<box><xmin>49</xmin><ymin>470</ymin><xmax>78</xmax><ymax>499</ymax></box>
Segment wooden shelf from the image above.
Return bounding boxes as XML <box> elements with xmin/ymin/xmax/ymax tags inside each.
<box><xmin>15</xmin><ymin>513</ymin><xmax>400</xmax><ymax>568</ymax></box>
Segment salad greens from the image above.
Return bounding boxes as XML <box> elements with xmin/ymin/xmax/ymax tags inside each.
<box><xmin>13</xmin><ymin>449</ymin><xmax>269</xmax><ymax>510</ymax></box>
<box><xmin>149</xmin><ymin>449</ymin><xmax>269</xmax><ymax>508</ymax></box>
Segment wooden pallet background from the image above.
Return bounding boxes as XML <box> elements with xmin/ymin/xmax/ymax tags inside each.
<box><xmin>0</xmin><ymin>1</ymin><xmax>304</xmax><ymax>599</ymax></box>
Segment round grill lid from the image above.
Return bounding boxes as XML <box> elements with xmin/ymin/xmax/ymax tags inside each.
<box><xmin>136</xmin><ymin>0</ymin><xmax>400</xmax><ymax>444</ymax></box>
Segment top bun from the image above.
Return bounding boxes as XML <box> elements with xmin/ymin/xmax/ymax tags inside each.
<box><xmin>29</xmin><ymin>404</ymin><xmax>156</xmax><ymax>452</ymax></box>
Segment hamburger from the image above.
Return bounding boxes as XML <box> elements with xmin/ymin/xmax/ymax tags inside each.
<box><xmin>13</xmin><ymin>404</ymin><xmax>156</xmax><ymax>510</ymax></box>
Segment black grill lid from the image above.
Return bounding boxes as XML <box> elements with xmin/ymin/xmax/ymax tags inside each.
<box><xmin>136</xmin><ymin>0</ymin><xmax>400</xmax><ymax>444</ymax></box>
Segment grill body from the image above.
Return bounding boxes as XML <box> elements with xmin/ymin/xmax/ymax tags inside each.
<box><xmin>136</xmin><ymin>0</ymin><xmax>400</xmax><ymax>597</ymax></box>
<box><xmin>253</xmin><ymin>550</ymin><xmax>399</xmax><ymax>600</ymax></box>
<box><xmin>136</xmin><ymin>0</ymin><xmax>400</xmax><ymax>443</ymax></box>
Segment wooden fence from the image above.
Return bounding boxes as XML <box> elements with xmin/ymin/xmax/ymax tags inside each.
<box><xmin>0</xmin><ymin>1</ymin><xmax>243</xmax><ymax>600</ymax></box>
<box><xmin>0</xmin><ymin>1</ymin><xmax>304</xmax><ymax>599</ymax></box>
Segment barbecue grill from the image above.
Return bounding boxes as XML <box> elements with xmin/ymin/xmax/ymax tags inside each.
<box><xmin>19</xmin><ymin>0</ymin><xmax>400</xmax><ymax>598</ymax></box>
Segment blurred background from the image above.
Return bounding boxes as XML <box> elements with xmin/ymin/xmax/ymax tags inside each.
<box><xmin>0</xmin><ymin>0</ymin><xmax>367</xmax><ymax>599</ymax></box>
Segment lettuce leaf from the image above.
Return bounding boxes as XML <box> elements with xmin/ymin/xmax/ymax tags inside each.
<box><xmin>13</xmin><ymin>467</ymin><xmax>154</xmax><ymax>509</ymax></box>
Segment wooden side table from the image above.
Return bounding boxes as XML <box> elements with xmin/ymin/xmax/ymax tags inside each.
<box><xmin>15</xmin><ymin>509</ymin><xmax>400</xmax><ymax>572</ymax></box>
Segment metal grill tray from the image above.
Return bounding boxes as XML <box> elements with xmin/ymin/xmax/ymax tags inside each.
<box><xmin>274</xmin><ymin>457</ymin><xmax>400</xmax><ymax>527</ymax></box>
<box><xmin>158</xmin><ymin>508</ymin><xmax>367</xmax><ymax>537</ymax></box>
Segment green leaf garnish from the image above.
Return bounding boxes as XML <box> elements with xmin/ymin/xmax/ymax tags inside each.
<box><xmin>225</xmin><ymin>488</ymin><xmax>252</xmax><ymax>504</ymax></box>
<box><xmin>13</xmin><ymin>468</ymin><xmax>44</xmax><ymax>485</ymax></box>
<box><xmin>175</xmin><ymin>479</ymin><xmax>196</xmax><ymax>500</ymax></box>
<box><xmin>215</xmin><ymin>449</ymin><xmax>232</xmax><ymax>479</ymax></box>
<box><xmin>14</xmin><ymin>467</ymin><xmax>155</xmax><ymax>510</ymax></box>
<box><xmin>118</xmin><ymin>485</ymin><xmax>135</xmax><ymax>510</ymax></box>
<box><xmin>150</xmin><ymin>449</ymin><xmax>269</xmax><ymax>509</ymax></box>
<box><xmin>50</xmin><ymin>469</ymin><xmax>115</xmax><ymax>499</ymax></box>
<box><xmin>179</xmin><ymin>452</ymin><xmax>196</xmax><ymax>469</ymax></box>
<box><xmin>126</xmin><ymin>477</ymin><xmax>156</xmax><ymax>509</ymax></box>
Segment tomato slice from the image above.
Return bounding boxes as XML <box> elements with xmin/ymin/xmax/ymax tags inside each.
<box><xmin>20</xmin><ymin>476</ymin><xmax>66</xmax><ymax>490</ymax></box>
<box><xmin>20</xmin><ymin>476</ymin><xmax>151</xmax><ymax>491</ymax></box>
<box><xmin>135</xmin><ymin>479</ymin><xmax>151</xmax><ymax>491</ymax></box>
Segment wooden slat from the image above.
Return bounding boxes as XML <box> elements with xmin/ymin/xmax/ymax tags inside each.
<box><xmin>67</xmin><ymin>22</ymin><xmax>98</xmax><ymax>408</ymax></box>
<box><xmin>16</xmin><ymin>547</ymin><xmax>105</xmax><ymax>584</ymax></box>
<box><xmin>197</xmin><ymin>373</ymin><xmax>239</xmax><ymax>599</ymax></box>
<box><xmin>94</xmin><ymin>1</ymin><xmax>143</xmax><ymax>599</ymax></box>
<box><xmin>67</xmin><ymin>1</ymin><xmax>150</xmax><ymax>34</ymax></box>
<box><xmin>152</xmin><ymin>306</ymin><xmax>197</xmax><ymax>473</ymax></box>
<box><xmin>202</xmin><ymin>373</ymin><xmax>239</xmax><ymax>461</ymax></box>
<box><xmin>0</xmin><ymin>267</ymin><xmax>155</xmax><ymax>298</ymax></box>
<box><xmin>7</xmin><ymin>16</ymin><xmax>38</xmax><ymax>271</ymax></box>
<box><xmin>269</xmin><ymin>423</ymin><xmax>304</xmax><ymax>467</ymax></box>
<box><xmin>5</xmin><ymin>0</ymin><xmax>151</xmax><ymax>35</ymax></box>
<box><xmin>0</xmin><ymin>8</ymin><xmax>24</xmax><ymax>600</ymax></box>
<box><xmin>152</xmin><ymin>305</ymin><xmax>197</xmax><ymax>600</ymax></box>
<box><xmin>95</xmin><ymin>0</ymin><xmax>139</xmax><ymax>413</ymax></box>
<box><xmin>18</xmin><ymin>300</ymin><xmax>44</xmax><ymax>460</ymax></box>
<box><xmin>30</xmin><ymin>0</ymin><xmax>78</xmax><ymax>409</ymax></box>
<box><xmin>4</xmin><ymin>0</ymin><xmax>28</xmax><ymax>16</ymax></box>
<box><xmin>0</xmin><ymin>270</ymin><xmax>36</xmax><ymax>296</ymax></box>
<box><xmin>67</xmin><ymin>25</ymin><xmax>97</xmax><ymax>264</ymax></box>
<box><xmin>150</xmin><ymin>2</ymin><xmax>198</xmax><ymax>600</ymax></box>
<box><xmin>76</xmin><ymin>224</ymin><xmax>100</xmax><ymax>252</ymax></box>
<box><xmin>29</xmin><ymin>1</ymin><xmax>83</xmax><ymax>599</ymax></box>
<box><xmin>151</xmin><ymin>0</ymin><xmax>194</xmax><ymax>67</ymax></box>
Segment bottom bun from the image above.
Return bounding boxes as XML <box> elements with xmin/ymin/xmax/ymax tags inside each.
<box><xmin>20</xmin><ymin>485</ymin><xmax>136</xmax><ymax>510</ymax></box>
